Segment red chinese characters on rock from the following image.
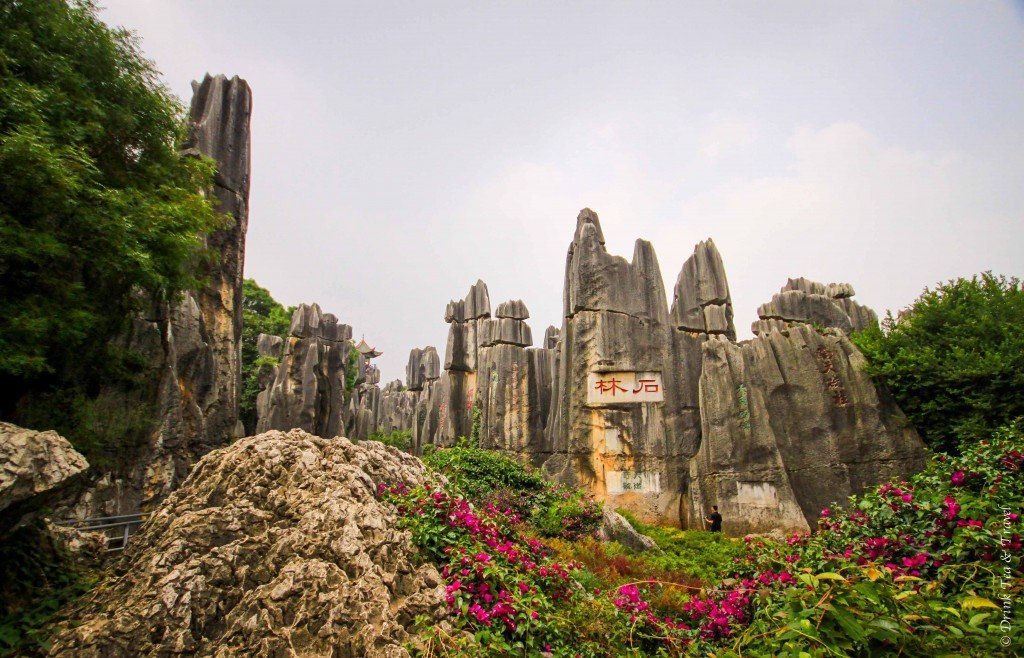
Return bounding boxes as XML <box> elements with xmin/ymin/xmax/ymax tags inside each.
<box><xmin>593</xmin><ymin>377</ymin><xmax>660</xmax><ymax>397</ymax></box>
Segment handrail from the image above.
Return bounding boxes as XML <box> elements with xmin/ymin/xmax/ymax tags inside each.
<box><xmin>56</xmin><ymin>512</ymin><xmax>148</xmax><ymax>551</ymax></box>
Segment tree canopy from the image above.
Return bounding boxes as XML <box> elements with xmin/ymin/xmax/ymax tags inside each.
<box><xmin>852</xmin><ymin>272</ymin><xmax>1024</xmax><ymax>453</ymax></box>
<box><xmin>0</xmin><ymin>0</ymin><xmax>220</xmax><ymax>405</ymax></box>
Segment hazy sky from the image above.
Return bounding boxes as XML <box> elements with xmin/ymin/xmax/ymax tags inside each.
<box><xmin>99</xmin><ymin>1</ymin><xmax>1024</xmax><ymax>381</ymax></box>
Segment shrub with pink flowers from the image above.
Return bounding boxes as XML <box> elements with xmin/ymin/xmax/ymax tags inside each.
<box><xmin>383</xmin><ymin>425</ymin><xmax>1022</xmax><ymax>656</ymax></box>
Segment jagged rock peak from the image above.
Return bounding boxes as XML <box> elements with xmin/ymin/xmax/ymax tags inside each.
<box><xmin>573</xmin><ymin>207</ymin><xmax>605</xmax><ymax>246</ymax></box>
<box><xmin>670</xmin><ymin>238</ymin><xmax>735</xmax><ymax>339</ymax></box>
<box><xmin>543</xmin><ymin>326</ymin><xmax>560</xmax><ymax>349</ymax></box>
<box><xmin>464</xmin><ymin>279</ymin><xmax>491</xmax><ymax>320</ymax></box>
<box><xmin>754</xmin><ymin>277</ymin><xmax>877</xmax><ymax>336</ymax></box>
<box><xmin>288</xmin><ymin>303</ymin><xmax>353</xmax><ymax>341</ymax></box>
<box><xmin>406</xmin><ymin>346</ymin><xmax>441</xmax><ymax>391</ymax></box>
<box><xmin>495</xmin><ymin>299</ymin><xmax>529</xmax><ymax>320</ymax></box>
<box><xmin>782</xmin><ymin>277</ymin><xmax>856</xmax><ymax>299</ymax></box>
<box><xmin>480</xmin><ymin>318</ymin><xmax>533</xmax><ymax>347</ymax></box>
<box><xmin>182</xmin><ymin>74</ymin><xmax>251</xmax><ymax>196</ymax></box>
<box><xmin>256</xmin><ymin>333</ymin><xmax>283</xmax><ymax>358</ymax></box>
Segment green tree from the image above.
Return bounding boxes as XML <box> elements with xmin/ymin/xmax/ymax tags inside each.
<box><xmin>0</xmin><ymin>0</ymin><xmax>220</xmax><ymax>409</ymax></box>
<box><xmin>239</xmin><ymin>279</ymin><xmax>293</xmax><ymax>434</ymax></box>
<box><xmin>852</xmin><ymin>272</ymin><xmax>1024</xmax><ymax>453</ymax></box>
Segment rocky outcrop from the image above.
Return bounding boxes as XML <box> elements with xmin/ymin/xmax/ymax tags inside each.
<box><xmin>0</xmin><ymin>423</ymin><xmax>90</xmax><ymax>536</ymax></box>
<box><xmin>598</xmin><ymin>506</ymin><xmax>658</xmax><ymax>552</ymax></box>
<box><xmin>255</xmin><ymin>303</ymin><xmax>357</xmax><ymax>438</ymax></box>
<box><xmin>406</xmin><ymin>347</ymin><xmax>440</xmax><ymax>392</ymax></box>
<box><xmin>545</xmin><ymin>209</ymin><xmax>682</xmax><ymax>524</ymax></box>
<box><xmin>670</xmin><ymin>239</ymin><xmax>735</xmax><ymax>340</ymax></box>
<box><xmin>80</xmin><ymin>74</ymin><xmax>252</xmax><ymax>515</ymax></box>
<box><xmin>49</xmin><ymin>430</ymin><xmax>446</xmax><ymax>657</ymax></box>
<box><xmin>689</xmin><ymin>324</ymin><xmax>927</xmax><ymax>535</ymax></box>
<box><xmin>752</xmin><ymin>277</ymin><xmax>878</xmax><ymax>336</ymax></box>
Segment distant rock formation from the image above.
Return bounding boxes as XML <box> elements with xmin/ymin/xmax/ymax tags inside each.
<box><xmin>752</xmin><ymin>277</ymin><xmax>878</xmax><ymax>336</ymax></box>
<box><xmin>81</xmin><ymin>74</ymin><xmax>252</xmax><ymax>515</ymax></box>
<box><xmin>48</xmin><ymin>430</ymin><xmax>446</xmax><ymax>657</ymax></box>
<box><xmin>690</xmin><ymin>323</ymin><xmax>926</xmax><ymax>535</ymax></box>
<box><xmin>255</xmin><ymin>303</ymin><xmax>357</xmax><ymax>438</ymax></box>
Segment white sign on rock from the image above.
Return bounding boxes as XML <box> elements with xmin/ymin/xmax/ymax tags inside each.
<box><xmin>587</xmin><ymin>371</ymin><xmax>664</xmax><ymax>405</ymax></box>
<box><xmin>606</xmin><ymin>470</ymin><xmax>661</xmax><ymax>494</ymax></box>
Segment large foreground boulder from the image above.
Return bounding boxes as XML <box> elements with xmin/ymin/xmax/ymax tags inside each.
<box><xmin>0</xmin><ymin>422</ymin><xmax>90</xmax><ymax>537</ymax></box>
<box><xmin>49</xmin><ymin>430</ymin><xmax>446</xmax><ymax>657</ymax></box>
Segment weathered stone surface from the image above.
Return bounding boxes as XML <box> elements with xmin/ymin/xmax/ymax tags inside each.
<box><xmin>49</xmin><ymin>430</ymin><xmax>446</xmax><ymax>657</ymax></box>
<box><xmin>670</xmin><ymin>239</ymin><xmax>735</xmax><ymax>339</ymax></box>
<box><xmin>543</xmin><ymin>326</ymin><xmax>560</xmax><ymax>350</ymax></box>
<box><xmin>256</xmin><ymin>304</ymin><xmax>354</xmax><ymax>438</ymax></box>
<box><xmin>495</xmin><ymin>299</ymin><xmax>529</xmax><ymax>320</ymax></box>
<box><xmin>689</xmin><ymin>324</ymin><xmax>927</xmax><ymax>536</ymax></box>
<box><xmin>757</xmin><ymin>290</ymin><xmax>854</xmax><ymax>333</ymax></box>
<box><xmin>443</xmin><ymin>281</ymin><xmax>492</xmax><ymax>372</ymax></box>
<box><xmin>464</xmin><ymin>279</ymin><xmax>491</xmax><ymax>320</ymax></box>
<box><xmin>479</xmin><ymin>317</ymin><xmax>533</xmax><ymax>347</ymax></box>
<box><xmin>0</xmin><ymin>423</ymin><xmax>90</xmax><ymax>536</ymax></box>
<box><xmin>598</xmin><ymin>506</ymin><xmax>658</xmax><ymax>552</ymax></box>
<box><xmin>546</xmin><ymin>209</ymin><xmax>683</xmax><ymax>525</ymax></box>
<box><xmin>377</xmin><ymin>380</ymin><xmax>417</xmax><ymax>436</ymax></box>
<box><xmin>753</xmin><ymin>279</ymin><xmax>878</xmax><ymax>336</ymax></box>
<box><xmin>406</xmin><ymin>346</ymin><xmax>440</xmax><ymax>391</ymax></box>
<box><xmin>256</xmin><ymin>332</ymin><xmax>283</xmax><ymax>358</ymax></box>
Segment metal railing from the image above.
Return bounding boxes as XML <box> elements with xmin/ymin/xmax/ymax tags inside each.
<box><xmin>57</xmin><ymin>513</ymin><xmax>147</xmax><ymax>551</ymax></box>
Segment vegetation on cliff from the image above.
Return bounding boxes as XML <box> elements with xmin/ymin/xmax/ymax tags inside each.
<box><xmin>0</xmin><ymin>0</ymin><xmax>220</xmax><ymax>453</ymax></box>
<box><xmin>853</xmin><ymin>273</ymin><xmax>1024</xmax><ymax>453</ymax></box>
<box><xmin>239</xmin><ymin>278</ymin><xmax>293</xmax><ymax>433</ymax></box>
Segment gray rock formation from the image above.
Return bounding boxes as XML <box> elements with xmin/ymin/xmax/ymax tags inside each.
<box><xmin>0</xmin><ymin>423</ymin><xmax>90</xmax><ymax>537</ymax></box>
<box><xmin>689</xmin><ymin>324</ymin><xmax>927</xmax><ymax>535</ymax></box>
<box><xmin>406</xmin><ymin>346</ymin><xmax>440</xmax><ymax>392</ymax></box>
<box><xmin>255</xmin><ymin>303</ymin><xmax>356</xmax><ymax>438</ymax></box>
<box><xmin>753</xmin><ymin>277</ymin><xmax>878</xmax><ymax>336</ymax></box>
<box><xmin>670</xmin><ymin>239</ymin><xmax>735</xmax><ymax>340</ymax></box>
<box><xmin>545</xmin><ymin>209</ymin><xmax>682</xmax><ymax>524</ymax></box>
<box><xmin>48</xmin><ymin>430</ymin><xmax>446</xmax><ymax>657</ymax></box>
<box><xmin>598</xmin><ymin>506</ymin><xmax>658</xmax><ymax>552</ymax></box>
<box><xmin>495</xmin><ymin>299</ymin><xmax>530</xmax><ymax>320</ymax></box>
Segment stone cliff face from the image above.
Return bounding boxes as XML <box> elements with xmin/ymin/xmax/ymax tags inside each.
<box><xmin>544</xmin><ymin>209</ymin><xmax>681</xmax><ymax>524</ymax></box>
<box><xmin>78</xmin><ymin>74</ymin><xmax>252</xmax><ymax>516</ymax></box>
<box><xmin>49</xmin><ymin>430</ymin><xmax>446</xmax><ymax>657</ymax></box>
<box><xmin>690</xmin><ymin>324</ymin><xmax>927</xmax><ymax>535</ymax></box>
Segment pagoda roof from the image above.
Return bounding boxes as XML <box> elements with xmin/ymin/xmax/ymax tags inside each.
<box><xmin>355</xmin><ymin>338</ymin><xmax>382</xmax><ymax>358</ymax></box>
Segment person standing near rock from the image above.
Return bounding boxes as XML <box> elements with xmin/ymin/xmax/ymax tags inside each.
<box><xmin>704</xmin><ymin>505</ymin><xmax>723</xmax><ymax>532</ymax></box>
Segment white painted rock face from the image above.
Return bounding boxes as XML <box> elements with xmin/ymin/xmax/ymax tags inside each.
<box><xmin>48</xmin><ymin>430</ymin><xmax>447</xmax><ymax>657</ymax></box>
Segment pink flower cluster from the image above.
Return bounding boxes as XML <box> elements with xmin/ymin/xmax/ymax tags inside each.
<box><xmin>383</xmin><ymin>481</ymin><xmax>579</xmax><ymax>642</ymax></box>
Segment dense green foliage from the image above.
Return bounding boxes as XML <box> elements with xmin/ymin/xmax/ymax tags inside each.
<box><xmin>852</xmin><ymin>273</ymin><xmax>1024</xmax><ymax>453</ymax></box>
<box><xmin>367</xmin><ymin>429</ymin><xmax>413</xmax><ymax>451</ymax></box>
<box><xmin>423</xmin><ymin>445</ymin><xmax>600</xmax><ymax>538</ymax></box>
<box><xmin>0</xmin><ymin>0</ymin><xmax>222</xmax><ymax>462</ymax></box>
<box><xmin>0</xmin><ymin>0</ymin><xmax>220</xmax><ymax>394</ymax></box>
<box><xmin>0</xmin><ymin>522</ymin><xmax>99</xmax><ymax>656</ymax></box>
<box><xmin>239</xmin><ymin>279</ymin><xmax>293</xmax><ymax>433</ymax></box>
